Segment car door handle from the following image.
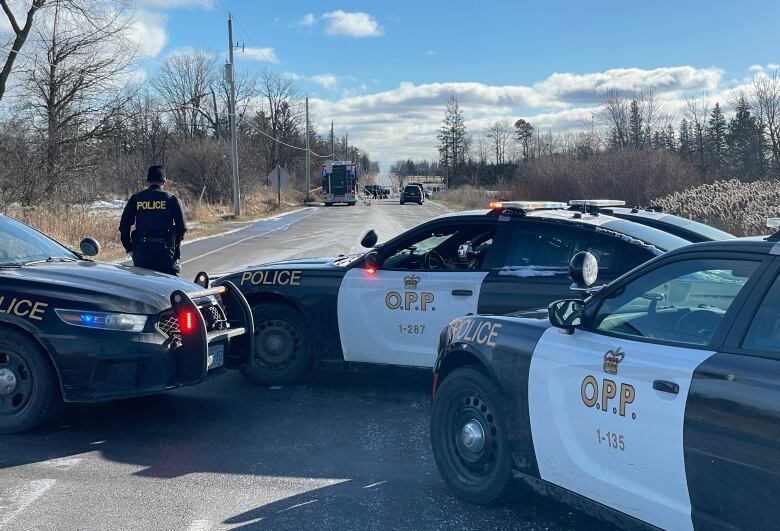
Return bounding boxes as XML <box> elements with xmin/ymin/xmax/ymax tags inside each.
<box><xmin>451</xmin><ymin>289</ymin><xmax>473</xmax><ymax>297</ymax></box>
<box><xmin>653</xmin><ymin>380</ymin><xmax>679</xmax><ymax>395</ymax></box>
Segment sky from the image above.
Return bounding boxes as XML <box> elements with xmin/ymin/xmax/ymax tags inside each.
<box><xmin>7</xmin><ymin>0</ymin><xmax>780</xmax><ymax>170</ymax></box>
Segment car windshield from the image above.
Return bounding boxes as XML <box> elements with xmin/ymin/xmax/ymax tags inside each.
<box><xmin>0</xmin><ymin>215</ymin><xmax>78</xmax><ymax>266</ymax></box>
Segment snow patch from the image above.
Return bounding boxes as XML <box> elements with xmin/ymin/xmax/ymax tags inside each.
<box><xmin>498</xmin><ymin>265</ymin><xmax>567</xmax><ymax>278</ymax></box>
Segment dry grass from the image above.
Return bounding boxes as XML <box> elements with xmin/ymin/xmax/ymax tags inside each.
<box><xmin>4</xmin><ymin>185</ymin><xmax>305</xmax><ymax>261</ymax></box>
<box><xmin>654</xmin><ymin>179</ymin><xmax>780</xmax><ymax>236</ymax></box>
<box><xmin>434</xmin><ymin>186</ymin><xmax>502</xmax><ymax>210</ymax></box>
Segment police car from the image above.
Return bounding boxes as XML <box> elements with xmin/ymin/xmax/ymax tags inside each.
<box><xmin>0</xmin><ymin>214</ymin><xmax>253</xmax><ymax>433</ymax></box>
<box><xmin>430</xmin><ymin>219</ymin><xmax>780</xmax><ymax>530</ymax></box>
<box><xmin>217</xmin><ymin>200</ymin><xmax>727</xmax><ymax>386</ymax></box>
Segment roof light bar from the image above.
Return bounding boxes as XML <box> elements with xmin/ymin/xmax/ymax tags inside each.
<box><xmin>489</xmin><ymin>201</ymin><xmax>567</xmax><ymax>211</ymax></box>
<box><xmin>569</xmin><ymin>200</ymin><xmax>626</xmax><ymax>207</ymax></box>
<box><xmin>768</xmin><ymin>218</ymin><xmax>780</xmax><ymax>229</ymax></box>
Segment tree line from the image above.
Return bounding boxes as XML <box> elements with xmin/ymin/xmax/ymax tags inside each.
<box><xmin>411</xmin><ymin>78</ymin><xmax>780</xmax><ymax>203</ymax></box>
<box><xmin>0</xmin><ymin>0</ymin><xmax>377</xmax><ymax>207</ymax></box>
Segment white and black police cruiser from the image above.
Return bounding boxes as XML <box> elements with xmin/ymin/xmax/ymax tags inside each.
<box><xmin>217</xmin><ymin>200</ymin><xmax>728</xmax><ymax>386</ymax></box>
<box><xmin>430</xmin><ymin>218</ymin><xmax>780</xmax><ymax>530</ymax></box>
<box><xmin>0</xmin><ymin>214</ymin><xmax>253</xmax><ymax>433</ymax></box>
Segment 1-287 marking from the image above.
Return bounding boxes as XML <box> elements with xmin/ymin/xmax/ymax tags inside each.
<box><xmin>398</xmin><ymin>324</ymin><xmax>425</xmax><ymax>334</ymax></box>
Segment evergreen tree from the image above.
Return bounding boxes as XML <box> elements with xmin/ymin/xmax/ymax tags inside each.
<box><xmin>437</xmin><ymin>95</ymin><xmax>469</xmax><ymax>186</ymax></box>
<box><xmin>726</xmin><ymin>95</ymin><xmax>767</xmax><ymax>181</ymax></box>
<box><xmin>513</xmin><ymin>118</ymin><xmax>534</xmax><ymax>162</ymax></box>
<box><xmin>665</xmin><ymin>123</ymin><xmax>676</xmax><ymax>151</ymax></box>
<box><xmin>706</xmin><ymin>102</ymin><xmax>727</xmax><ymax>171</ymax></box>
<box><xmin>678</xmin><ymin>119</ymin><xmax>692</xmax><ymax>160</ymax></box>
<box><xmin>628</xmin><ymin>100</ymin><xmax>644</xmax><ymax>149</ymax></box>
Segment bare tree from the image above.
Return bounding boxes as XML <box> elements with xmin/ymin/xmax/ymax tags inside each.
<box><xmin>684</xmin><ymin>94</ymin><xmax>711</xmax><ymax>175</ymax></box>
<box><xmin>254</xmin><ymin>70</ymin><xmax>302</xmax><ymax>173</ymax></box>
<box><xmin>485</xmin><ymin>119</ymin><xmax>511</xmax><ymax>164</ymax></box>
<box><xmin>152</xmin><ymin>49</ymin><xmax>217</xmax><ymax>138</ymax></box>
<box><xmin>21</xmin><ymin>0</ymin><xmax>139</xmax><ymax>200</ymax></box>
<box><xmin>0</xmin><ymin>0</ymin><xmax>45</xmax><ymax>101</ymax></box>
<box><xmin>750</xmin><ymin>72</ymin><xmax>780</xmax><ymax>175</ymax></box>
<box><xmin>595</xmin><ymin>88</ymin><xmax>630</xmax><ymax>149</ymax></box>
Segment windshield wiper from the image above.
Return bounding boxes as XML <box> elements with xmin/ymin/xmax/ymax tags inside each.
<box><xmin>22</xmin><ymin>257</ymin><xmax>79</xmax><ymax>266</ymax></box>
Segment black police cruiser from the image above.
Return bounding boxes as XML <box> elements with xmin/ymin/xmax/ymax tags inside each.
<box><xmin>0</xmin><ymin>214</ymin><xmax>253</xmax><ymax>433</ymax></box>
<box><xmin>216</xmin><ymin>200</ymin><xmax>726</xmax><ymax>386</ymax></box>
<box><xmin>430</xmin><ymin>218</ymin><xmax>780</xmax><ymax>530</ymax></box>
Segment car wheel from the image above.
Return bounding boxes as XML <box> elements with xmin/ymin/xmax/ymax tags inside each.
<box><xmin>400</xmin><ymin>201</ymin><xmax>404</xmax><ymax>205</ymax></box>
<box><xmin>0</xmin><ymin>328</ymin><xmax>62</xmax><ymax>434</ymax></box>
<box><xmin>240</xmin><ymin>303</ymin><xmax>313</xmax><ymax>386</ymax></box>
<box><xmin>431</xmin><ymin>366</ymin><xmax>512</xmax><ymax>504</ymax></box>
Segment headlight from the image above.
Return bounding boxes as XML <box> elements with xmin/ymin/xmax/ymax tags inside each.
<box><xmin>55</xmin><ymin>309</ymin><xmax>148</xmax><ymax>332</ymax></box>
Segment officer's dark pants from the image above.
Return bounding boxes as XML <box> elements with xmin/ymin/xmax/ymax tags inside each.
<box><xmin>132</xmin><ymin>242</ymin><xmax>181</xmax><ymax>276</ymax></box>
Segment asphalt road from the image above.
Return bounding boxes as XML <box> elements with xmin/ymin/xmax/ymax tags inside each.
<box><xmin>0</xmin><ymin>200</ymin><xmax>612</xmax><ymax>530</ymax></box>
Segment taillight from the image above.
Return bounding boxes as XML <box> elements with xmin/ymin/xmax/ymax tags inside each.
<box><xmin>365</xmin><ymin>267</ymin><xmax>376</xmax><ymax>275</ymax></box>
<box><xmin>180</xmin><ymin>310</ymin><xmax>196</xmax><ymax>332</ymax></box>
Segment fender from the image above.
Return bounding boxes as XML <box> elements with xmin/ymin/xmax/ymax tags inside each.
<box><xmin>435</xmin><ymin>314</ymin><xmax>552</xmax><ymax>478</ymax></box>
<box><xmin>0</xmin><ymin>314</ymin><xmax>65</xmax><ymax>395</ymax></box>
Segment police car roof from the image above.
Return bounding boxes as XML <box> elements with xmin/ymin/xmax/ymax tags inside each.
<box><xmin>663</xmin><ymin>236</ymin><xmax>780</xmax><ymax>256</ymax></box>
<box><xmin>525</xmin><ymin>209</ymin><xmax>689</xmax><ymax>251</ymax></box>
<box><xmin>608</xmin><ymin>207</ymin><xmax>735</xmax><ymax>242</ymax></box>
<box><xmin>432</xmin><ymin>208</ymin><xmax>689</xmax><ymax>252</ymax></box>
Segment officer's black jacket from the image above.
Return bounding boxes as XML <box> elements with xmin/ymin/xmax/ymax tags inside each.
<box><xmin>119</xmin><ymin>184</ymin><xmax>187</xmax><ymax>252</ymax></box>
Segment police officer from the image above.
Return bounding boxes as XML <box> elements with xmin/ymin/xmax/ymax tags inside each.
<box><xmin>119</xmin><ymin>165</ymin><xmax>187</xmax><ymax>275</ymax></box>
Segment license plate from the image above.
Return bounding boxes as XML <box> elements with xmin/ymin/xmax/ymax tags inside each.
<box><xmin>207</xmin><ymin>343</ymin><xmax>225</xmax><ymax>370</ymax></box>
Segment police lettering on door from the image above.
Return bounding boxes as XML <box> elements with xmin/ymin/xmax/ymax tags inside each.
<box><xmin>385</xmin><ymin>275</ymin><xmax>435</xmax><ymax>311</ymax></box>
<box><xmin>580</xmin><ymin>348</ymin><xmax>637</xmax><ymax>420</ymax></box>
<box><xmin>241</xmin><ymin>270</ymin><xmax>302</xmax><ymax>287</ymax></box>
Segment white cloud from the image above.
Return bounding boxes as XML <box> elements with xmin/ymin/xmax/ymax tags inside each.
<box><xmin>242</xmin><ymin>47</ymin><xmax>278</xmax><ymax>64</ymax></box>
<box><xmin>298</xmin><ymin>13</ymin><xmax>316</xmax><ymax>27</ymax></box>
<box><xmin>130</xmin><ymin>11</ymin><xmax>169</xmax><ymax>57</ymax></box>
<box><xmin>307</xmin><ymin>65</ymin><xmax>730</xmax><ymax>165</ymax></box>
<box><xmin>300</xmin><ymin>11</ymin><xmax>383</xmax><ymax>38</ymax></box>
<box><xmin>748</xmin><ymin>63</ymin><xmax>780</xmax><ymax>73</ymax></box>
<box><xmin>309</xmin><ymin>73</ymin><xmax>340</xmax><ymax>89</ymax></box>
<box><xmin>137</xmin><ymin>0</ymin><xmax>214</xmax><ymax>8</ymax></box>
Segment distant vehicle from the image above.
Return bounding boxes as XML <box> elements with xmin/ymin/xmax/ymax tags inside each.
<box><xmin>321</xmin><ymin>161</ymin><xmax>358</xmax><ymax>206</ymax></box>
<box><xmin>0</xmin><ymin>214</ymin><xmax>253</xmax><ymax>433</ymax></box>
<box><xmin>430</xmin><ymin>218</ymin><xmax>780</xmax><ymax>530</ymax></box>
<box><xmin>364</xmin><ymin>184</ymin><xmax>389</xmax><ymax>199</ymax></box>
<box><xmin>401</xmin><ymin>184</ymin><xmax>424</xmax><ymax>205</ymax></box>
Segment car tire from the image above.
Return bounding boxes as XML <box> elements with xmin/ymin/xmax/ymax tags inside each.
<box><xmin>0</xmin><ymin>328</ymin><xmax>62</xmax><ymax>434</ymax></box>
<box><xmin>324</xmin><ymin>203</ymin><xmax>333</xmax><ymax>207</ymax></box>
<box><xmin>240</xmin><ymin>303</ymin><xmax>313</xmax><ymax>386</ymax></box>
<box><xmin>430</xmin><ymin>366</ymin><xmax>512</xmax><ymax>504</ymax></box>
<box><xmin>400</xmin><ymin>200</ymin><xmax>405</xmax><ymax>205</ymax></box>
<box><xmin>348</xmin><ymin>202</ymin><xmax>356</xmax><ymax>206</ymax></box>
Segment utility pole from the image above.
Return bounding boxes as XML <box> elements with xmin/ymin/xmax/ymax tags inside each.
<box><xmin>345</xmin><ymin>132</ymin><xmax>349</xmax><ymax>161</ymax></box>
<box><xmin>330</xmin><ymin>121</ymin><xmax>334</xmax><ymax>160</ymax></box>
<box><xmin>227</xmin><ymin>13</ymin><xmax>241</xmax><ymax>216</ymax></box>
<box><xmin>305</xmin><ymin>95</ymin><xmax>310</xmax><ymax>202</ymax></box>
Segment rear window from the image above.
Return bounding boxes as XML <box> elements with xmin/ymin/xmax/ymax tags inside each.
<box><xmin>404</xmin><ymin>186</ymin><xmax>419</xmax><ymax>193</ymax></box>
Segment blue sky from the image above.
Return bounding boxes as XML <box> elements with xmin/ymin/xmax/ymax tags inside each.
<box><xmin>129</xmin><ymin>1</ymin><xmax>780</xmax><ymax>166</ymax></box>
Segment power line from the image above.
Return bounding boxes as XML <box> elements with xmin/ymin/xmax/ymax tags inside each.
<box><xmin>239</xmin><ymin>116</ymin><xmax>334</xmax><ymax>158</ymax></box>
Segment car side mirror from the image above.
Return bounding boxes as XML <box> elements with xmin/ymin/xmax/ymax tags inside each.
<box><xmin>569</xmin><ymin>251</ymin><xmax>598</xmax><ymax>288</ymax></box>
<box><xmin>361</xmin><ymin>229</ymin><xmax>378</xmax><ymax>248</ymax></box>
<box><xmin>549</xmin><ymin>299</ymin><xmax>584</xmax><ymax>334</ymax></box>
<box><xmin>194</xmin><ymin>271</ymin><xmax>210</xmax><ymax>288</ymax></box>
<box><xmin>79</xmin><ymin>237</ymin><xmax>101</xmax><ymax>257</ymax></box>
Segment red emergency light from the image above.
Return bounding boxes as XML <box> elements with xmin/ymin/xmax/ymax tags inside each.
<box><xmin>180</xmin><ymin>310</ymin><xmax>196</xmax><ymax>333</ymax></box>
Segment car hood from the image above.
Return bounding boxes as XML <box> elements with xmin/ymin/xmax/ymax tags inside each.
<box><xmin>4</xmin><ymin>261</ymin><xmax>202</xmax><ymax>314</ymax></box>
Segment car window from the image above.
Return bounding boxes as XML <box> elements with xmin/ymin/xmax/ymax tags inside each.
<box><xmin>593</xmin><ymin>258</ymin><xmax>759</xmax><ymax>346</ymax></box>
<box><xmin>504</xmin><ymin>227</ymin><xmax>619</xmax><ymax>271</ymax></box>
<box><xmin>382</xmin><ymin>224</ymin><xmax>496</xmax><ymax>271</ymax></box>
<box><xmin>0</xmin><ymin>216</ymin><xmax>76</xmax><ymax>265</ymax></box>
<box><xmin>742</xmin><ymin>273</ymin><xmax>780</xmax><ymax>354</ymax></box>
